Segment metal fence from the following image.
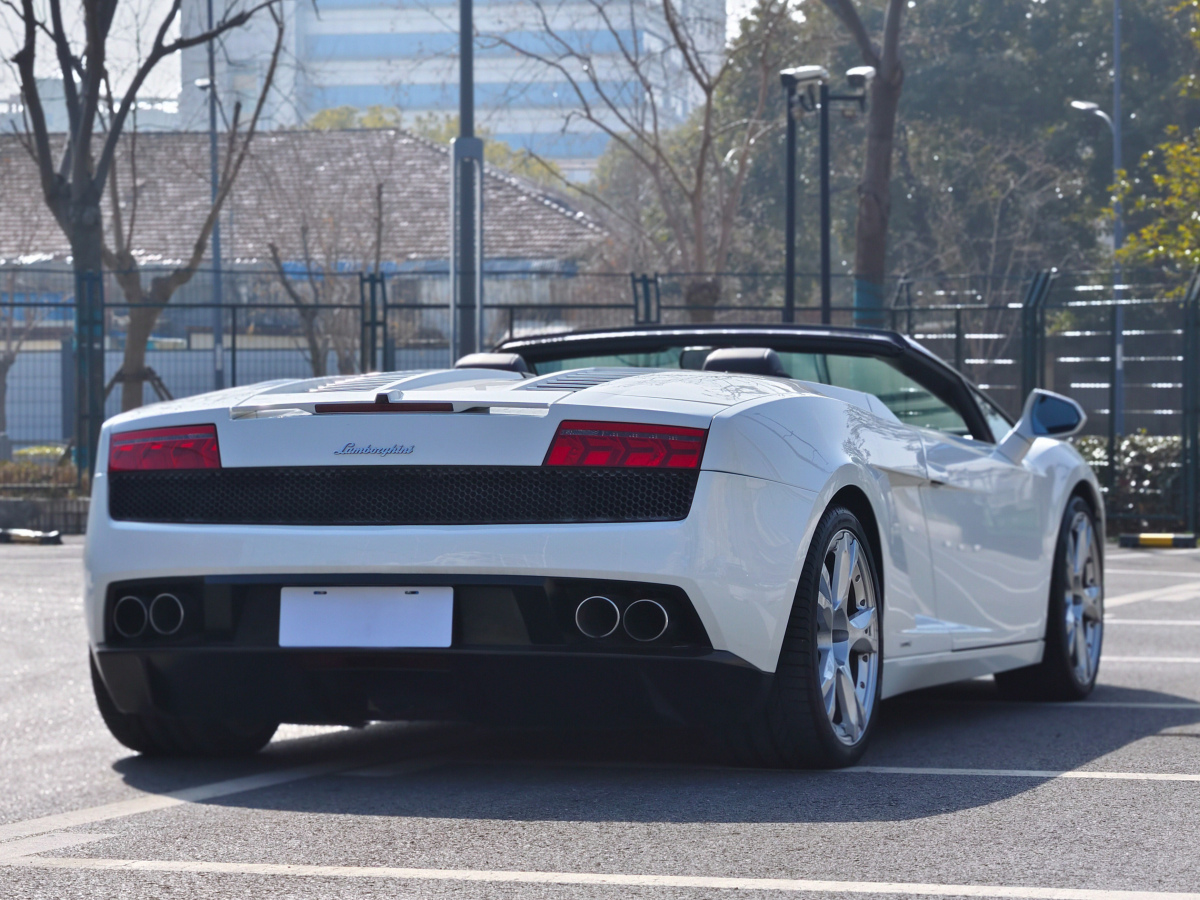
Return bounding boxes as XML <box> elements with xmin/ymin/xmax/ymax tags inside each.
<box><xmin>2</xmin><ymin>262</ymin><xmax>1197</xmax><ymax>531</ymax></box>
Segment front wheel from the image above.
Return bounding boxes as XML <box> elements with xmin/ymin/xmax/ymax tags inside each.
<box><xmin>995</xmin><ymin>495</ymin><xmax>1103</xmax><ymax>701</ymax></box>
<box><xmin>91</xmin><ymin>655</ymin><xmax>278</xmax><ymax>757</ymax></box>
<box><xmin>728</xmin><ymin>505</ymin><xmax>883</xmax><ymax>768</ymax></box>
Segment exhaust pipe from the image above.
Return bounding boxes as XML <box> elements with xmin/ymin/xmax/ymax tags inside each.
<box><xmin>149</xmin><ymin>593</ymin><xmax>185</xmax><ymax>636</ymax></box>
<box><xmin>575</xmin><ymin>595</ymin><xmax>620</xmax><ymax>639</ymax></box>
<box><xmin>113</xmin><ymin>595</ymin><xmax>148</xmax><ymax>638</ymax></box>
<box><xmin>623</xmin><ymin>599</ymin><xmax>669</xmax><ymax>642</ymax></box>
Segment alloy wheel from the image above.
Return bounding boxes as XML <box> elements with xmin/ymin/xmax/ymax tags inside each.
<box><xmin>1064</xmin><ymin>510</ymin><xmax>1103</xmax><ymax>685</ymax></box>
<box><xmin>816</xmin><ymin>529</ymin><xmax>880</xmax><ymax>745</ymax></box>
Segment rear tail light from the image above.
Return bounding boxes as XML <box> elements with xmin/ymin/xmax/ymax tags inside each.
<box><xmin>109</xmin><ymin>425</ymin><xmax>221</xmax><ymax>472</ymax></box>
<box><xmin>544</xmin><ymin>420</ymin><xmax>707</xmax><ymax>469</ymax></box>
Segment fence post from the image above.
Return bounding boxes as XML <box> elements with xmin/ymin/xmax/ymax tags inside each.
<box><xmin>359</xmin><ymin>272</ymin><xmax>369</xmax><ymax>372</ymax></box>
<box><xmin>230</xmin><ymin>305</ymin><xmax>238</xmax><ymax>388</ymax></box>
<box><xmin>1020</xmin><ymin>270</ymin><xmax>1054</xmax><ymax>401</ymax></box>
<box><xmin>954</xmin><ymin>307</ymin><xmax>965</xmax><ymax>372</ymax></box>
<box><xmin>380</xmin><ymin>273</ymin><xmax>394</xmax><ymax>371</ymax></box>
<box><xmin>1183</xmin><ymin>267</ymin><xmax>1200</xmax><ymax>532</ymax></box>
<box><xmin>629</xmin><ymin>273</ymin><xmax>639</xmax><ymax>321</ymax></box>
<box><xmin>1107</xmin><ymin>301</ymin><xmax>1119</xmax><ymax>492</ymax></box>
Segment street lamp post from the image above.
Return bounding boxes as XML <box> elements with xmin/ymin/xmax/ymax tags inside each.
<box><xmin>780</xmin><ymin>66</ymin><xmax>872</xmax><ymax>327</ymax></box>
<box><xmin>1071</xmin><ymin>96</ymin><xmax>1124</xmax><ymax>440</ymax></box>
<box><xmin>205</xmin><ymin>0</ymin><xmax>224</xmax><ymax>391</ymax></box>
<box><xmin>1070</xmin><ymin>0</ymin><xmax>1124</xmax><ymax>443</ymax></box>
<box><xmin>450</xmin><ymin>0</ymin><xmax>484</xmax><ymax>362</ymax></box>
<box><xmin>779</xmin><ymin>67</ymin><xmax>825</xmax><ymax>325</ymax></box>
<box><xmin>777</xmin><ymin>67</ymin><xmax>825</xmax><ymax>328</ymax></box>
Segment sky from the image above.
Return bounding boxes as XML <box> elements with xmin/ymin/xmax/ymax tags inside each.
<box><xmin>2</xmin><ymin>0</ymin><xmax>768</xmax><ymax>101</ymax></box>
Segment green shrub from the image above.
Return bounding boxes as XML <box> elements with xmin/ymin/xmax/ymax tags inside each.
<box><xmin>1074</xmin><ymin>432</ymin><xmax>1184</xmax><ymax>528</ymax></box>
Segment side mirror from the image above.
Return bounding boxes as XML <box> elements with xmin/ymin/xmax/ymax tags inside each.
<box><xmin>997</xmin><ymin>389</ymin><xmax>1086</xmax><ymax>463</ymax></box>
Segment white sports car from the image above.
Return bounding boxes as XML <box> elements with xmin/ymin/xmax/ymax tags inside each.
<box><xmin>86</xmin><ymin>324</ymin><xmax>1104</xmax><ymax>767</ymax></box>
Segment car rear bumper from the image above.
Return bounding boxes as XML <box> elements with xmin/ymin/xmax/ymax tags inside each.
<box><xmin>85</xmin><ymin>470</ymin><xmax>817</xmax><ymax>672</ymax></box>
<box><xmin>91</xmin><ymin>646</ymin><xmax>774</xmax><ymax>728</ymax></box>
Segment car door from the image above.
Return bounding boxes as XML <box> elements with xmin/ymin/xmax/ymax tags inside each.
<box><xmin>917</xmin><ymin>391</ymin><xmax>1049</xmax><ymax>650</ymax></box>
<box><xmin>813</xmin><ymin>356</ymin><xmax>952</xmax><ymax>658</ymax></box>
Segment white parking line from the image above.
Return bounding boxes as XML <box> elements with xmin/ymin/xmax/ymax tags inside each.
<box><xmin>1105</xmin><ymin>619</ymin><xmax>1200</xmax><ymax>626</ymax></box>
<box><xmin>1106</xmin><ymin>582</ymin><xmax>1200</xmax><ymax>608</ymax></box>
<box><xmin>905</xmin><ymin>700</ymin><xmax>1200</xmax><ymax>710</ymax></box>
<box><xmin>3</xmin><ymin>857</ymin><xmax>1199</xmax><ymax>899</ymax></box>
<box><xmin>1102</xmin><ymin>656</ymin><xmax>1200</xmax><ymax>664</ymax></box>
<box><xmin>848</xmin><ymin>766</ymin><xmax>1200</xmax><ymax>782</ymax></box>
<box><xmin>1105</xmin><ymin>568</ymin><xmax>1200</xmax><ymax>576</ymax></box>
<box><xmin>0</xmin><ymin>761</ymin><xmax>353</xmax><ymax>843</ymax></box>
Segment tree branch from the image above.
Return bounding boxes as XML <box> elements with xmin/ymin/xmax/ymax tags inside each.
<box><xmin>94</xmin><ymin>0</ymin><xmax>279</xmax><ymax>193</ymax></box>
<box><xmin>820</xmin><ymin>0</ymin><xmax>880</xmax><ymax>67</ymax></box>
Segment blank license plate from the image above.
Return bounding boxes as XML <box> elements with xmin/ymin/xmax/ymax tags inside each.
<box><xmin>279</xmin><ymin>586</ymin><xmax>453</xmax><ymax>648</ymax></box>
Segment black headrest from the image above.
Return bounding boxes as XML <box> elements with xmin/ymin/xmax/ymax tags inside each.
<box><xmin>702</xmin><ymin>347</ymin><xmax>789</xmax><ymax>378</ymax></box>
<box><xmin>454</xmin><ymin>352</ymin><xmax>531</xmax><ymax>375</ymax></box>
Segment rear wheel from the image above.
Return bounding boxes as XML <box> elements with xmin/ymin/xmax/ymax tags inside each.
<box><xmin>90</xmin><ymin>655</ymin><xmax>278</xmax><ymax>757</ymax></box>
<box><xmin>728</xmin><ymin>505</ymin><xmax>882</xmax><ymax>768</ymax></box>
<box><xmin>995</xmin><ymin>495</ymin><xmax>1103</xmax><ymax>701</ymax></box>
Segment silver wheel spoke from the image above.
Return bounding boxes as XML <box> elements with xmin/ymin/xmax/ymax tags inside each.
<box><xmin>835</xmin><ymin>663</ymin><xmax>865</xmax><ymax>743</ymax></box>
<box><xmin>848</xmin><ymin>606</ymin><xmax>877</xmax><ymax>654</ymax></box>
<box><xmin>812</xmin><ymin>528</ymin><xmax>878</xmax><ymax>747</ymax></box>
<box><xmin>831</xmin><ymin>535</ymin><xmax>857</xmax><ymax>609</ymax></box>
<box><xmin>820</xmin><ymin>652</ymin><xmax>838</xmax><ymax>718</ymax></box>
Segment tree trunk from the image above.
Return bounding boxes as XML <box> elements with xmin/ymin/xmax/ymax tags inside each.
<box><xmin>301</xmin><ymin>311</ymin><xmax>328</xmax><ymax>378</ymax></box>
<box><xmin>70</xmin><ymin>206</ymin><xmax>107</xmax><ymax>466</ymax></box>
<box><xmin>685</xmin><ymin>278</ymin><xmax>721</xmax><ymax>324</ymax></box>
<box><xmin>855</xmin><ymin>72</ymin><xmax>903</xmax><ymax>327</ymax></box>
<box><xmin>121</xmin><ymin>307</ymin><xmax>158</xmax><ymax>411</ymax></box>
<box><xmin>0</xmin><ymin>356</ymin><xmax>13</xmax><ymax>437</ymax></box>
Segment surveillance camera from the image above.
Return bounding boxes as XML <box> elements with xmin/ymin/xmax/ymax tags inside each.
<box><xmin>779</xmin><ymin>66</ymin><xmax>829</xmax><ymax>90</ymax></box>
<box><xmin>846</xmin><ymin>66</ymin><xmax>876</xmax><ymax>90</ymax></box>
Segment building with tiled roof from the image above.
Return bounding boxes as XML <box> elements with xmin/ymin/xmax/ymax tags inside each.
<box><xmin>0</xmin><ymin>129</ymin><xmax>604</xmax><ymax>269</ymax></box>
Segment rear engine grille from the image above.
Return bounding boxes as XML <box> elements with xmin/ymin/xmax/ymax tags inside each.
<box><xmin>108</xmin><ymin>466</ymin><xmax>699</xmax><ymax>525</ymax></box>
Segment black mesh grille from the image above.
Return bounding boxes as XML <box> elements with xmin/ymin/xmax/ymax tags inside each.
<box><xmin>108</xmin><ymin>466</ymin><xmax>699</xmax><ymax>525</ymax></box>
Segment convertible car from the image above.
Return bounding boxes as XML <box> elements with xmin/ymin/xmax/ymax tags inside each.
<box><xmin>86</xmin><ymin>324</ymin><xmax>1104</xmax><ymax>767</ymax></box>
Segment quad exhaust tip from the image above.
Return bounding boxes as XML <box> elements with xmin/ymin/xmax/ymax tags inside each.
<box><xmin>113</xmin><ymin>595</ymin><xmax>148</xmax><ymax>638</ymax></box>
<box><xmin>575</xmin><ymin>595</ymin><xmax>620</xmax><ymax>639</ymax></box>
<box><xmin>149</xmin><ymin>593</ymin><xmax>185</xmax><ymax>636</ymax></box>
<box><xmin>623</xmin><ymin>599</ymin><xmax>669</xmax><ymax>642</ymax></box>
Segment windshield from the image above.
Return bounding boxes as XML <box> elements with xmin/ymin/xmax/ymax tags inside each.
<box><xmin>531</xmin><ymin>347</ymin><xmax>970</xmax><ymax>436</ymax></box>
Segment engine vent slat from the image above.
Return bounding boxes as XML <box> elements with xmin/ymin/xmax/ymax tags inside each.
<box><xmin>523</xmin><ymin>369</ymin><xmax>637</xmax><ymax>392</ymax></box>
<box><xmin>109</xmin><ymin>467</ymin><xmax>699</xmax><ymax>525</ymax></box>
<box><xmin>307</xmin><ymin>373</ymin><xmax>420</xmax><ymax>393</ymax></box>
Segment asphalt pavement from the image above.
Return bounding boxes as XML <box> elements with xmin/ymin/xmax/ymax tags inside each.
<box><xmin>1</xmin><ymin>537</ymin><xmax>1198</xmax><ymax>899</ymax></box>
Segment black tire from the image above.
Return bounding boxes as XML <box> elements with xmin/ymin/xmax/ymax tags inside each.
<box><xmin>90</xmin><ymin>655</ymin><xmax>278</xmax><ymax>757</ymax></box>
<box><xmin>727</xmin><ymin>505</ymin><xmax>883</xmax><ymax>768</ymax></box>
<box><xmin>995</xmin><ymin>494</ymin><xmax>1103</xmax><ymax>701</ymax></box>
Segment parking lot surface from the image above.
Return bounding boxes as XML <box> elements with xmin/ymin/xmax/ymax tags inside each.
<box><xmin>1</xmin><ymin>537</ymin><xmax>1198</xmax><ymax>899</ymax></box>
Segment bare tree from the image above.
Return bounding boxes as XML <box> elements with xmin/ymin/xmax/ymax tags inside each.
<box><xmin>5</xmin><ymin>0</ymin><xmax>277</xmax><ymax>298</ymax></box>
<box><xmin>820</xmin><ymin>0</ymin><xmax>905</xmax><ymax>322</ymax></box>
<box><xmin>103</xmin><ymin>6</ymin><xmax>284</xmax><ymax>410</ymax></box>
<box><xmin>484</xmin><ymin>0</ymin><xmax>792</xmax><ymax>319</ymax></box>
<box><xmin>261</xmin><ymin>133</ymin><xmax>395</xmax><ymax>376</ymax></box>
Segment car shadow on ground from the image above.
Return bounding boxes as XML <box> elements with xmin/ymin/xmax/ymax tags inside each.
<box><xmin>109</xmin><ymin>677</ymin><xmax>1200</xmax><ymax>824</ymax></box>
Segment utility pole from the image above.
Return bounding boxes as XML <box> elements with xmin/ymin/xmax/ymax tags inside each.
<box><xmin>1112</xmin><ymin>0</ymin><xmax>1125</xmax><ymax>437</ymax></box>
<box><xmin>450</xmin><ymin>0</ymin><xmax>484</xmax><ymax>361</ymax></box>
<box><xmin>818</xmin><ymin>81</ymin><xmax>831</xmax><ymax>325</ymax></box>
<box><xmin>206</xmin><ymin>0</ymin><xmax>224</xmax><ymax>390</ymax></box>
